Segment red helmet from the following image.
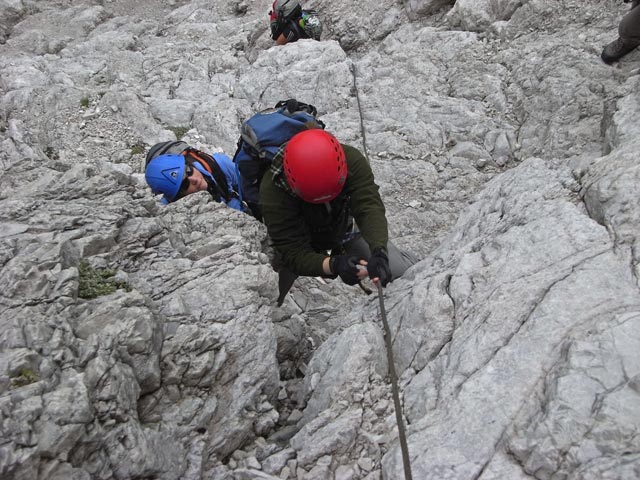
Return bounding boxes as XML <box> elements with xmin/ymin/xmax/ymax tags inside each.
<box><xmin>283</xmin><ymin>130</ymin><xmax>347</xmax><ymax>203</ymax></box>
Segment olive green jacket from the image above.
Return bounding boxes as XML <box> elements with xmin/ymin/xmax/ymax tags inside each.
<box><xmin>259</xmin><ymin>144</ymin><xmax>388</xmax><ymax>276</ymax></box>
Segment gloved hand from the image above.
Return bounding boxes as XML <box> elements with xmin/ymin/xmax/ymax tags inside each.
<box><xmin>367</xmin><ymin>247</ymin><xmax>392</xmax><ymax>286</ymax></box>
<box><xmin>330</xmin><ymin>255</ymin><xmax>361</xmax><ymax>285</ymax></box>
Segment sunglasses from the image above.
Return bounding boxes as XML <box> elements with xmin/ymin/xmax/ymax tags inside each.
<box><xmin>177</xmin><ymin>163</ymin><xmax>194</xmax><ymax>198</ymax></box>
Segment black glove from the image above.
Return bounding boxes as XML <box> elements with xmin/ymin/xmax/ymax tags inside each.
<box><xmin>329</xmin><ymin>255</ymin><xmax>361</xmax><ymax>285</ymax></box>
<box><xmin>367</xmin><ymin>247</ymin><xmax>392</xmax><ymax>287</ymax></box>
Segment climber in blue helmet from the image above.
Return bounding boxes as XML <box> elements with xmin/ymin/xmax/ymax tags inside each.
<box><xmin>144</xmin><ymin>141</ymin><xmax>249</xmax><ymax>214</ymax></box>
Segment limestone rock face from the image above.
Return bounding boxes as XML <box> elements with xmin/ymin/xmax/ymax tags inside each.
<box><xmin>447</xmin><ymin>0</ymin><xmax>529</xmax><ymax>31</ymax></box>
<box><xmin>1</xmin><ymin>0</ymin><xmax>639</xmax><ymax>479</ymax></box>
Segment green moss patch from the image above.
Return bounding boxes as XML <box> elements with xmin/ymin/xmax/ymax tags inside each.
<box><xmin>130</xmin><ymin>143</ymin><xmax>145</xmax><ymax>155</ymax></box>
<box><xmin>168</xmin><ymin>126</ymin><xmax>189</xmax><ymax>139</ymax></box>
<box><xmin>78</xmin><ymin>260</ymin><xmax>130</xmax><ymax>299</ymax></box>
<box><xmin>10</xmin><ymin>368</ymin><xmax>39</xmax><ymax>389</ymax></box>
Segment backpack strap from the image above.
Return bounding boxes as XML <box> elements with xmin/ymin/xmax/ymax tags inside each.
<box><xmin>275</xmin><ymin>98</ymin><xmax>317</xmax><ymax>117</ymax></box>
<box><xmin>183</xmin><ymin>148</ymin><xmax>240</xmax><ymax>203</ymax></box>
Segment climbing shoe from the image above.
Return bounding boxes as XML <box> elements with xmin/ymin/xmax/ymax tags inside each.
<box><xmin>601</xmin><ymin>37</ymin><xmax>640</xmax><ymax>64</ymax></box>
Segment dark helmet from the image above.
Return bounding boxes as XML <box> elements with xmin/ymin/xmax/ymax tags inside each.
<box><xmin>283</xmin><ymin>130</ymin><xmax>347</xmax><ymax>204</ymax></box>
<box><xmin>270</xmin><ymin>0</ymin><xmax>301</xmax><ymax>21</ymax></box>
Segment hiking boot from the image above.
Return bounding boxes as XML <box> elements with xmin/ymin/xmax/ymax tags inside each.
<box><xmin>601</xmin><ymin>37</ymin><xmax>640</xmax><ymax>64</ymax></box>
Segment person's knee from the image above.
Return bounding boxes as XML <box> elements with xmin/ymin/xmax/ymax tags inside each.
<box><xmin>388</xmin><ymin>246</ymin><xmax>419</xmax><ymax>279</ymax></box>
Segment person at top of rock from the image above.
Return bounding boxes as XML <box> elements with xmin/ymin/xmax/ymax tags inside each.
<box><xmin>269</xmin><ymin>0</ymin><xmax>322</xmax><ymax>45</ymax></box>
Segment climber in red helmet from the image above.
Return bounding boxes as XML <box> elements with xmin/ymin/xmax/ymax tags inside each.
<box><xmin>259</xmin><ymin>129</ymin><xmax>418</xmax><ymax>301</ymax></box>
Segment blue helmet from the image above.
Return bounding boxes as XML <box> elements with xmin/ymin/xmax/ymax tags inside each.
<box><xmin>145</xmin><ymin>154</ymin><xmax>186</xmax><ymax>203</ymax></box>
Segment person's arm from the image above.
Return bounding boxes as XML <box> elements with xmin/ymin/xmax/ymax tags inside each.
<box><xmin>212</xmin><ymin>153</ymin><xmax>238</xmax><ymax>191</ymax></box>
<box><xmin>342</xmin><ymin>145</ymin><xmax>389</xmax><ymax>251</ymax></box>
<box><xmin>274</xmin><ymin>21</ymin><xmax>301</xmax><ymax>45</ymax></box>
<box><xmin>211</xmin><ymin>152</ymin><xmax>247</xmax><ymax>213</ymax></box>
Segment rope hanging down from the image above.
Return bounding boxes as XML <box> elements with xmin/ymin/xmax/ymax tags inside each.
<box><xmin>352</xmin><ymin>57</ymin><xmax>411</xmax><ymax>477</ymax></box>
<box><xmin>377</xmin><ymin>282</ymin><xmax>413</xmax><ymax>480</ymax></box>
<box><xmin>349</xmin><ymin>63</ymin><xmax>371</xmax><ymax>163</ymax></box>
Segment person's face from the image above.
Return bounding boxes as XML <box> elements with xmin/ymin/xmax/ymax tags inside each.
<box><xmin>178</xmin><ymin>164</ymin><xmax>208</xmax><ymax>197</ymax></box>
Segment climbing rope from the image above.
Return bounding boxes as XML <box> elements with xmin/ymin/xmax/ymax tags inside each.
<box><xmin>350</xmin><ymin>63</ymin><xmax>371</xmax><ymax>163</ymax></box>
<box><xmin>377</xmin><ymin>282</ymin><xmax>413</xmax><ymax>480</ymax></box>
<box><xmin>352</xmin><ymin>59</ymin><xmax>412</xmax><ymax>477</ymax></box>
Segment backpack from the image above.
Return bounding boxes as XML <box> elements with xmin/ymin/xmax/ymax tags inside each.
<box><xmin>145</xmin><ymin>141</ymin><xmax>237</xmax><ymax>204</ymax></box>
<box><xmin>232</xmin><ymin>99</ymin><xmax>325</xmax><ymax>217</ymax></box>
<box><xmin>299</xmin><ymin>10</ymin><xmax>322</xmax><ymax>40</ymax></box>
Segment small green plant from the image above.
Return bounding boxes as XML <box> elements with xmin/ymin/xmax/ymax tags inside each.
<box><xmin>10</xmin><ymin>368</ymin><xmax>39</xmax><ymax>389</ymax></box>
<box><xmin>130</xmin><ymin>143</ymin><xmax>145</xmax><ymax>155</ymax></box>
<box><xmin>168</xmin><ymin>126</ymin><xmax>189</xmax><ymax>139</ymax></box>
<box><xmin>78</xmin><ymin>260</ymin><xmax>130</xmax><ymax>299</ymax></box>
<box><xmin>80</xmin><ymin>97</ymin><xmax>90</xmax><ymax>108</ymax></box>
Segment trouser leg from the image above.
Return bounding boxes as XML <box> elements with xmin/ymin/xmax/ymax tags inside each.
<box><xmin>620</xmin><ymin>3</ymin><xmax>640</xmax><ymax>45</ymax></box>
<box><xmin>388</xmin><ymin>242</ymin><xmax>420</xmax><ymax>278</ymax></box>
<box><xmin>343</xmin><ymin>236</ymin><xmax>419</xmax><ymax>280</ymax></box>
<box><xmin>277</xmin><ymin>268</ymin><xmax>298</xmax><ymax>306</ymax></box>
<box><xmin>602</xmin><ymin>4</ymin><xmax>640</xmax><ymax>63</ymax></box>
<box><xmin>270</xmin><ymin>245</ymin><xmax>298</xmax><ymax>306</ymax></box>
